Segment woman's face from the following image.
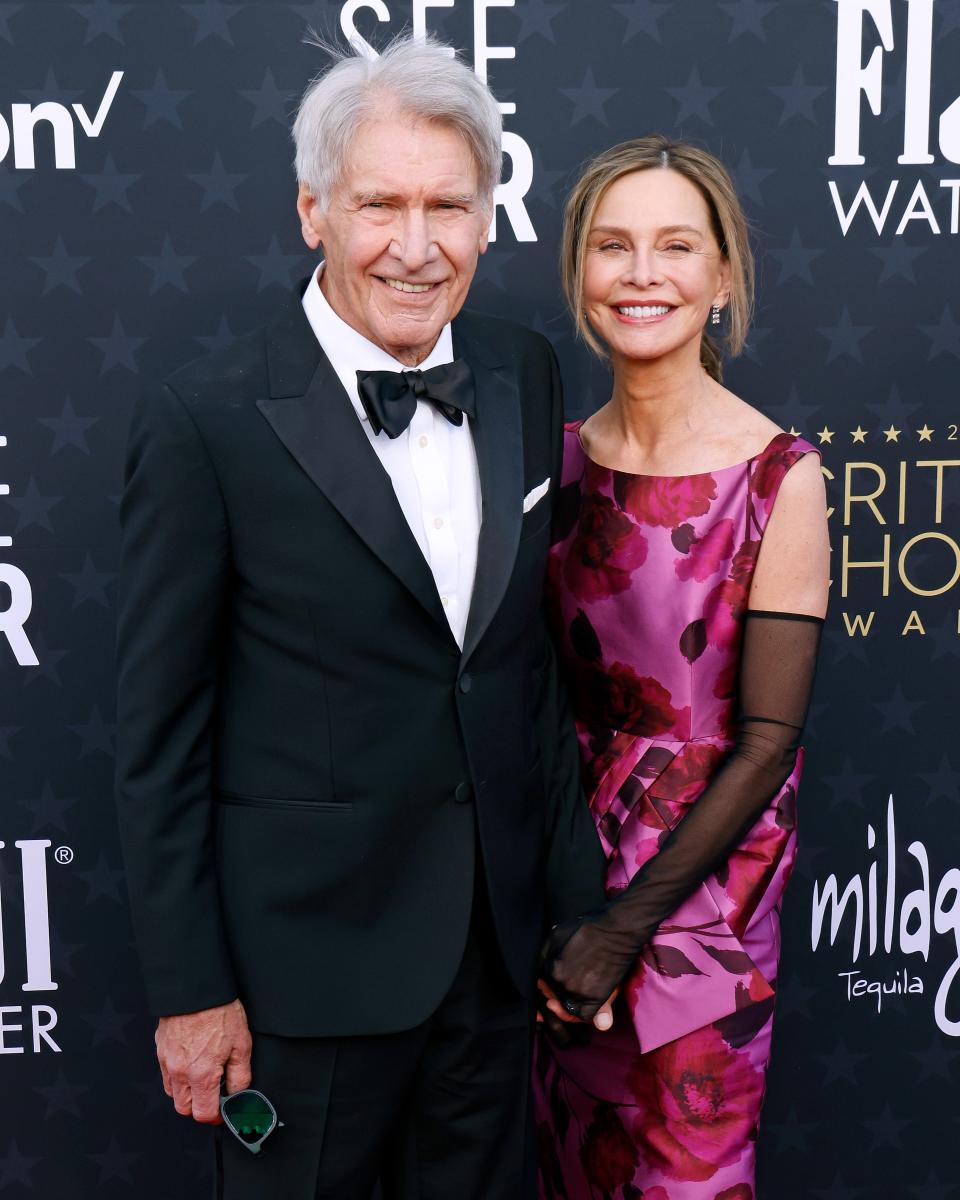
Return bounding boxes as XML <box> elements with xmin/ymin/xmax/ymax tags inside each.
<box><xmin>581</xmin><ymin>168</ymin><xmax>730</xmax><ymax>368</ymax></box>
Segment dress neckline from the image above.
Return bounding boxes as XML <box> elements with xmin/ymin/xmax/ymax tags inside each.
<box><xmin>569</xmin><ymin>421</ymin><xmax>796</xmax><ymax>480</ymax></box>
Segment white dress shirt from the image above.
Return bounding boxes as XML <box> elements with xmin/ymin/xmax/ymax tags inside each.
<box><xmin>302</xmin><ymin>265</ymin><xmax>482</xmax><ymax>648</ymax></box>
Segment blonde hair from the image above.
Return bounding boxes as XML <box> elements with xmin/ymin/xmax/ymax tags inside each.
<box><xmin>560</xmin><ymin>135</ymin><xmax>754</xmax><ymax>382</ymax></box>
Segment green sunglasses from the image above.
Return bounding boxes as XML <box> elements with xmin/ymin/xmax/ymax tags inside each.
<box><xmin>219</xmin><ymin>1088</ymin><xmax>283</xmax><ymax>1155</ymax></box>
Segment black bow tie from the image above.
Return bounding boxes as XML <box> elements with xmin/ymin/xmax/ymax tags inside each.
<box><xmin>356</xmin><ymin>360</ymin><xmax>476</xmax><ymax>439</ymax></box>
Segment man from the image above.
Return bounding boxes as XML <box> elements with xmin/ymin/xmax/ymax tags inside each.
<box><xmin>115</xmin><ymin>37</ymin><xmax>605</xmax><ymax>1199</ymax></box>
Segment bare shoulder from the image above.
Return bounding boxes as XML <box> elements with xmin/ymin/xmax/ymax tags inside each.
<box><xmin>710</xmin><ymin>386</ymin><xmax>783</xmax><ymax>459</ymax></box>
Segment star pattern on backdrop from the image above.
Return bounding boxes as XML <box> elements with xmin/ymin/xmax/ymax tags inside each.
<box><xmin>0</xmin><ymin>1141</ymin><xmax>42</xmax><ymax>1191</ymax></box>
<box><xmin>245</xmin><ymin>236</ymin><xmax>306</xmax><ymax>291</ymax></box>
<box><xmin>70</xmin><ymin>0</ymin><xmax>133</xmax><ymax>43</ymax></box>
<box><xmin>88</xmin><ymin>315</ymin><xmax>147</xmax><ymax>374</ymax></box>
<box><xmin>240</xmin><ymin>68</ymin><xmax>292</xmax><ymax>128</ymax></box>
<box><xmin>29</xmin><ymin>236</ymin><xmax>91</xmax><ymax>294</ymax></box>
<box><xmin>0</xmin><ymin>166</ymin><xmax>29</xmax><ymax>212</ymax></box>
<box><xmin>182</xmin><ymin>0</ymin><xmax>242</xmax><ymax>45</ymax></box>
<box><xmin>21</xmin><ymin>632</ymin><xmax>69</xmax><ymax>686</ymax></box>
<box><xmin>918</xmin><ymin>754</ymin><xmax>960</xmax><ymax>803</ymax></box>
<box><xmin>515</xmin><ymin>0</ymin><xmax>565</xmax><ymax>43</ymax></box>
<box><xmin>559</xmin><ymin>66</ymin><xmax>619</xmax><ymax>125</ymax></box>
<box><xmin>0</xmin><ymin>317</ymin><xmax>41</xmax><ymax>373</ymax></box>
<box><xmin>0</xmin><ymin>4</ymin><xmax>23</xmax><ymax>42</ymax></box>
<box><xmin>89</xmin><ymin>1137</ymin><xmax>139</xmax><ymax>1186</ymax></box>
<box><xmin>732</xmin><ymin>147</ymin><xmax>775</xmax><ymax>207</ymax></box>
<box><xmin>613</xmin><ymin>0</ymin><xmax>670</xmax><ymax>42</ymax></box>
<box><xmin>920</xmin><ymin>306</ymin><xmax>960</xmax><ymax>360</ymax></box>
<box><xmin>873</xmin><ymin>684</ymin><xmax>925</xmax><ymax>734</ymax></box>
<box><xmin>68</xmin><ymin>706</ymin><xmax>117</xmax><ymax>757</ymax></box>
<box><xmin>76</xmin><ymin>852</ymin><xmax>126</xmax><ymax>905</ymax></box>
<box><xmin>817</xmin><ymin>307</ymin><xmax>872</xmax><ymax>363</ymax></box>
<box><xmin>34</xmin><ymin>1070</ymin><xmax>91</xmax><ymax>1120</ymax></box>
<box><xmin>81</xmin><ymin>996</ymin><xmax>135</xmax><ymax>1046</ymax></box>
<box><xmin>869</xmin><ymin>240</ymin><xmax>928</xmax><ymax>284</ymax></box>
<box><xmin>821</xmin><ymin>757</ymin><xmax>873</xmax><ymax>807</ymax></box>
<box><xmin>665</xmin><ymin>66</ymin><xmax>724</xmax><ymax>125</ymax></box>
<box><xmin>187</xmin><ymin>152</ymin><xmax>248</xmax><ymax>212</ymax></box>
<box><xmin>80</xmin><ymin>153</ymin><xmax>140</xmax><ymax>213</ymax></box>
<box><xmin>138</xmin><ymin>236</ymin><xmax>198</xmax><ymax>294</ymax></box>
<box><xmin>131</xmin><ymin>69</ymin><xmax>192</xmax><ymax>130</ymax></box>
<box><xmin>5</xmin><ymin>477</ymin><xmax>63</xmax><ymax>533</ymax></box>
<box><xmin>60</xmin><ymin>554</ymin><xmax>116</xmax><ymax>607</ymax></box>
<box><xmin>39</xmin><ymin>397</ymin><xmax>100</xmax><ymax>455</ymax></box>
<box><xmin>194</xmin><ymin>315</ymin><xmax>241</xmax><ymax>355</ymax></box>
<box><xmin>769</xmin><ymin>229</ymin><xmax>823</xmax><ymax>285</ymax></box>
<box><xmin>18</xmin><ymin>781</ymin><xmax>81</xmax><ymax>834</ymax></box>
<box><xmin>770</xmin><ymin>66</ymin><xmax>828</xmax><ymax>124</ymax></box>
<box><xmin>720</xmin><ymin>0</ymin><xmax>777</xmax><ymax>40</ymax></box>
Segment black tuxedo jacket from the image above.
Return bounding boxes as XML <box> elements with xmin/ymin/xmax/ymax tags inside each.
<box><xmin>115</xmin><ymin>285</ymin><xmax>605</xmax><ymax>1036</ymax></box>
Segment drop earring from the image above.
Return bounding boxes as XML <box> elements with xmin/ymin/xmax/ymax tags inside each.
<box><xmin>711</xmin><ymin>304</ymin><xmax>721</xmax><ymax>326</ymax></box>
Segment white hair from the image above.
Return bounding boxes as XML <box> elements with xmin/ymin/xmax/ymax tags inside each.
<box><xmin>292</xmin><ymin>35</ymin><xmax>503</xmax><ymax>213</ymax></box>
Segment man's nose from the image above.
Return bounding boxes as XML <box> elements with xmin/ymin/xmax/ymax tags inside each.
<box><xmin>392</xmin><ymin>209</ymin><xmax>436</xmax><ymax>272</ymax></box>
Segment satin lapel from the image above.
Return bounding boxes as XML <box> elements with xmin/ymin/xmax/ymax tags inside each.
<box><xmin>257</xmin><ymin>293</ymin><xmax>451</xmax><ymax>635</ymax></box>
<box><xmin>461</xmin><ymin>347</ymin><xmax>524</xmax><ymax>664</ymax></box>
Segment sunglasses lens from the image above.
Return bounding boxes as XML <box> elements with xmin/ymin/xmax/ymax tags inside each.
<box><xmin>222</xmin><ymin>1093</ymin><xmax>275</xmax><ymax>1144</ymax></box>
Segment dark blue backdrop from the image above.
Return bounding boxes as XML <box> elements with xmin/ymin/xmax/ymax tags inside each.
<box><xmin>2</xmin><ymin>2</ymin><xmax>959</xmax><ymax>1196</ymax></box>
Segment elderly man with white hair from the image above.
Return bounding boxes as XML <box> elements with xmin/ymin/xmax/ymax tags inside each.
<box><xmin>115</xmin><ymin>35</ymin><xmax>605</xmax><ymax>1200</ymax></box>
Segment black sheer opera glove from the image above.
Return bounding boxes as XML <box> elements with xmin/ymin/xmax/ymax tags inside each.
<box><xmin>540</xmin><ymin>609</ymin><xmax>824</xmax><ymax>1022</ymax></box>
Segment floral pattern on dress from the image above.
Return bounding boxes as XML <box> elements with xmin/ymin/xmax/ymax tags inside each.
<box><xmin>535</xmin><ymin>425</ymin><xmax>819</xmax><ymax>1199</ymax></box>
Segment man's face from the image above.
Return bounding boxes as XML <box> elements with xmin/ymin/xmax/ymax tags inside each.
<box><xmin>298</xmin><ymin>112</ymin><xmax>490</xmax><ymax>366</ymax></box>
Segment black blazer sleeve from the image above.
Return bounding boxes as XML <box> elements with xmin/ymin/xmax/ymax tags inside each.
<box><xmin>115</xmin><ymin>381</ymin><xmax>238</xmax><ymax>1016</ymax></box>
<box><xmin>536</xmin><ymin>344</ymin><xmax>608</xmax><ymax>927</ymax></box>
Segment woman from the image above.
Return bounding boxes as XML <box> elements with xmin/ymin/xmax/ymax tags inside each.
<box><xmin>534</xmin><ymin>137</ymin><xmax>830</xmax><ymax>1200</ymax></box>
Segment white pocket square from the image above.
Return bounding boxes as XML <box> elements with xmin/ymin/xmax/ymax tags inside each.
<box><xmin>522</xmin><ymin>477</ymin><xmax>550</xmax><ymax>514</ymax></box>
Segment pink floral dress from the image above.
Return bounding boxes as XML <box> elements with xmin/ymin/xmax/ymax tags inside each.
<box><xmin>535</xmin><ymin>424</ymin><xmax>819</xmax><ymax>1200</ymax></box>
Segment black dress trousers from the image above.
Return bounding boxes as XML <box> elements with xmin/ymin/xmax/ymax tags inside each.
<box><xmin>215</xmin><ymin>871</ymin><xmax>533</xmax><ymax>1200</ymax></box>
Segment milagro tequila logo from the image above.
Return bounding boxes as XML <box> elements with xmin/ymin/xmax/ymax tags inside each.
<box><xmin>828</xmin><ymin>0</ymin><xmax>960</xmax><ymax>235</ymax></box>
<box><xmin>0</xmin><ymin>71</ymin><xmax>123</xmax><ymax>169</ymax></box>
<box><xmin>811</xmin><ymin>796</ymin><xmax>960</xmax><ymax>1035</ymax></box>
<box><xmin>0</xmin><ymin>839</ymin><xmax>63</xmax><ymax>1054</ymax></box>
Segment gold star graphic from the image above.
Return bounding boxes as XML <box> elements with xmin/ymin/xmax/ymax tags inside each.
<box><xmin>917</xmin><ymin>424</ymin><xmax>934</xmax><ymax>442</ymax></box>
<box><xmin>883</xmin><ymin>426</ymin><xmax>901</xmax><ymax>443</ymax></box>
<box><xmin>851</xmin><ymin>426</ymin><xmax>867</xmax><ymax>443</ymax></box>
<box><xmin>788</xmin><ymin>426</ymin><xmax>801</xmax><ymax>437</ymax></box>
<box><xmin>817</xmin><ymin>427</ymin><xmax>834</xmax><ymax>445</ymax></box>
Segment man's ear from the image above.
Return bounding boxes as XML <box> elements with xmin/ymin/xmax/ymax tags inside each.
<box><xmin>297</xmin><ymin>183</ymin><xmax>324</xmax><ymax>251</ymax></box>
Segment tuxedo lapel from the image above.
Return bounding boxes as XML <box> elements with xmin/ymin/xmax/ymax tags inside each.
<box><xmin>257</xmin><ymin>289</ymin><xmax>452</xmax><ymax>637</ymax></box>
<box><xmin>458</xmin><ymin>326</ymin><xmax>524</xmax><ymax>664</ymax></box>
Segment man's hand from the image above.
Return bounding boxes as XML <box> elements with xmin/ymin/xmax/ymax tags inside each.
<box><xmin>155</xmin><ymin>998</ymin><xmax>252</xmax><ymax>1124</ymax></box>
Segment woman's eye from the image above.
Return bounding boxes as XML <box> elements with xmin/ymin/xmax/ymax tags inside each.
<box><xmin>598</xmin><ymin>241</ymin><xmax>626</xmax><ymax>252</ymax></box>
<box><xmin>663</xmin><ymin>242</ymin><xmax>691</xmax><ymax>253</ymax></box>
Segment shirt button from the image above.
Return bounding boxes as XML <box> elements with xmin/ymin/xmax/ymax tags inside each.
<box><xmin>418</xmin><ymin>435</ymin><xmax>429</xmax><ymax>448</ymax></box>
<box><xmin>434</xmin><ymin>517</ymin><xmax>444</xmax><ymax>530</ymax></box>
<box><xmin>441</xmin><ymin>595</ymin><xmax>450</xmax><ymax>608</ymax></box>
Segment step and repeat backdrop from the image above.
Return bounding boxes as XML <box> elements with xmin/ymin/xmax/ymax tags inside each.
<box><xmin>1</xmin><ymin>1</ymin><xmax>958</xmax><ymax>1196</ymax></box>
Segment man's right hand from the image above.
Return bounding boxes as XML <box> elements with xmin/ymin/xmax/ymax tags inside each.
<box><xmin>155</xmin><ymin>998</ymin><xmax>253</xmax><ymax>1124</ymax></box>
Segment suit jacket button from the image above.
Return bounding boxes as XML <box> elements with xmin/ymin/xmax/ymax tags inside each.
<box><xmin>454</xmin><ymin>783</ymin><xmax>473</xmax><ymax>805</ymax></box>
<box><xmin>458</xmin><ymin>672</ymin><xmax>472</xmax><ymax>694</ymax></box>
